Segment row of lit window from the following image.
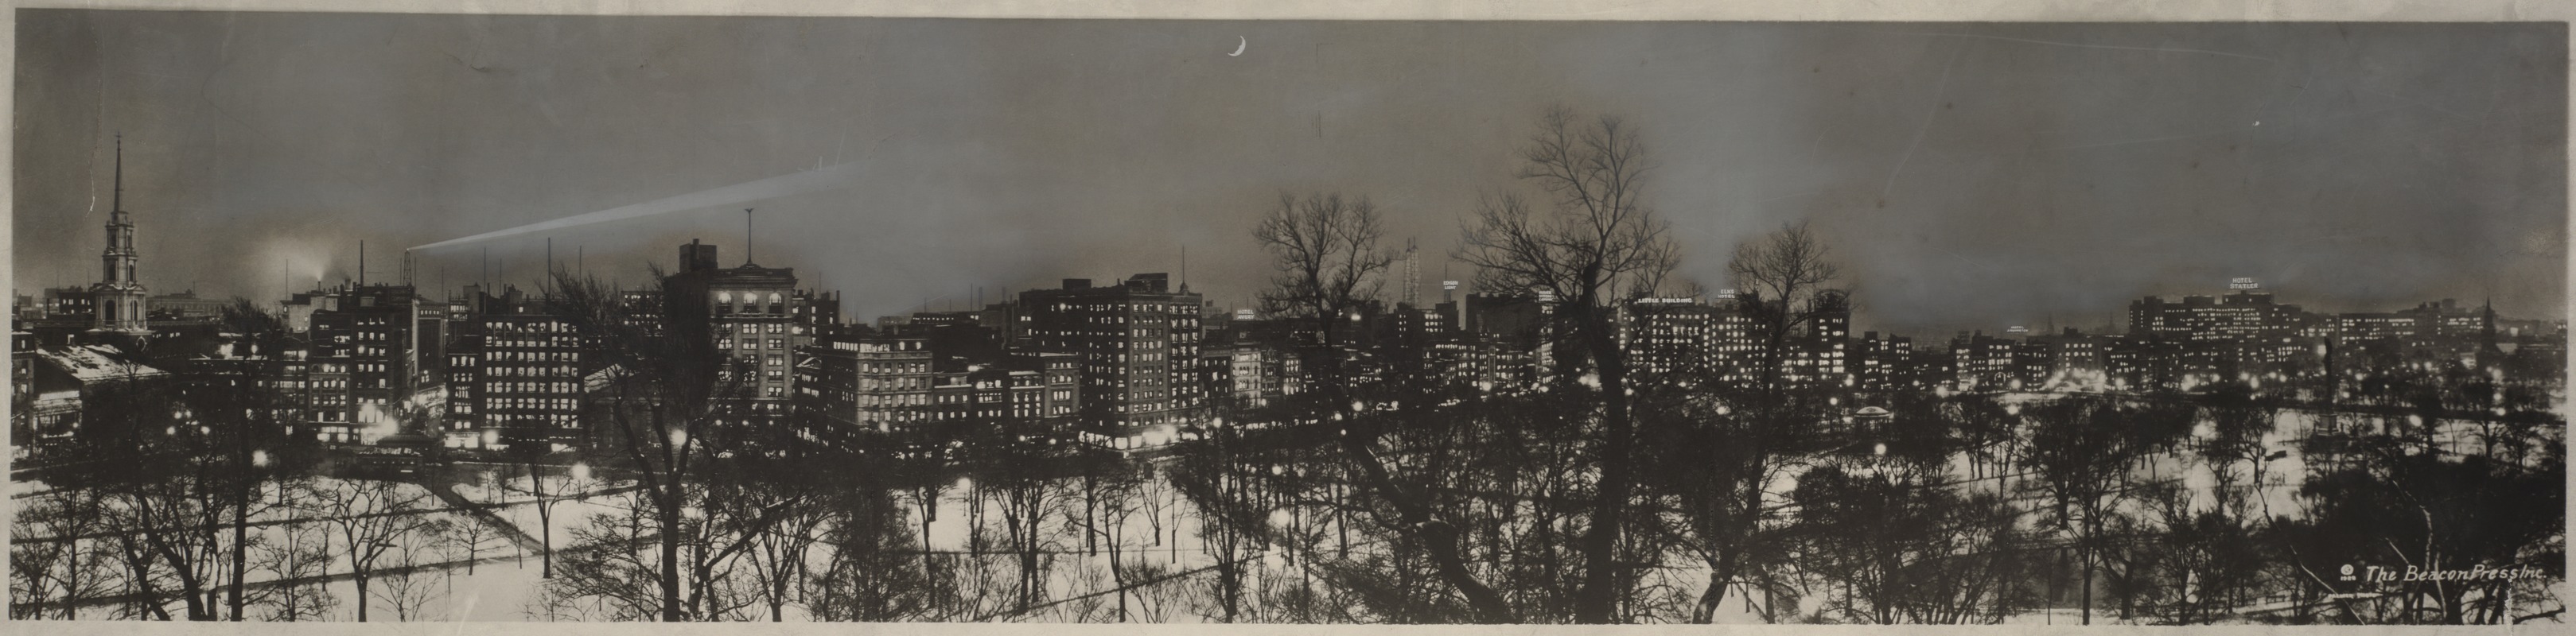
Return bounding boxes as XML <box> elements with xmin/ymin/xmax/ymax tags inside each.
<box><xmin>484</xmin><ymin>364</ymin><xmax>578</xmax><ymax>377</ymax></box>
<box><xmin>486</xmin><ymin>351</ymin><xmax>577</xmax><ymax>363</ymax></box>
<box><xmin>486</xmin><ymin>398</ymin><xmax>578</xmax><ymax>411</ymax></box>
<box><xmin>487</xmin><ymin>381</ymin><xmax>577</xmax><ymax>394</ymax></box>
<box><xmin>718</xmin><ymin>337</ymin><xmax>789</xmax><ymax>350</ymax></box>
<box><xmin>486</xmin><ymin>336</ymin><xmax>579</xmax><ymax>348</ymax></box>
<box><xmin>724</xmin><ymin>322</ymin><xmax>794</xmax><ymax>335</ymax></box>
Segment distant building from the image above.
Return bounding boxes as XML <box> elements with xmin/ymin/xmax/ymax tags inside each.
<box><xmin>1617</xmin><ymin>290</ymin><xmax>1849</xmax><ymax>390</ymax></box>
<box><xmin>2129</xmin><ymin>290</ymin><xmax>2301</xmax><ymax>343</ymax></box>
<box><xmin>796</xmin><ymin>335</ymin><xmax>936</xmax><ymax>436</ymax></box>
<box><xmin>1951</xmin><ymin>331</ymin><xmax>2017</xmax><ymax>388</ymax></box>
<box><xmin>792</xmin><ymin>333</ymin><xmax>1077</xmax><ymax>441</ymax></box>
<box><xmin>2022</xmin><ymin>328</ymin><xmax>2106</xmax><ymax>384</ymax></box>
<box><xmin>662</xmin><ymin>239</ymin><xmax>839</xmax><ymax>424</ymax></box>
<box><xmin>41</xmin><ymin>287</ymin><xmax>95</xmax><ymax>323</ymax></box>
<box><xmin>2333</xmin><ymin>312</ymin><xmax>2420</xmax><ymax>343</ymax></box>
<box><xmin>307</xmin><ymin>282</ymin><xmax>446</xmax><ymax>442</ymax></box>
<box><xmin>147</xmin><ymin>290</ymin><xmax>230</xmax><ymax>321</ymax></box>
<box><xmin>28</xmin><ymin>344</ymin><xmax>171</xmax><ymax>445</ymax></box>
<box><xmin>1788</xmin><ymin>290</ymin><xmax>1852</xmax><ymax>387</ymax></box>
<box><xmin>445</xmin><ymin>285</ymin><xmax>588</xmax><ymax>450</ymax></box>
<box><xmin>174</xmin><ymin>332</ymin><xmax>317</xmax><ymax>444</ymax></box>
<box><xmin>1019</xmin><ymin>273</ymin><xmax>1205</xmax><ymax>434</ymax></box>
<box><xmin>10</xmin><ymin>331</ymin><xmax>44</xmax><ymax>448</ymax></box>
<box><xmin>1453</xmin><ymin>293</ymin><xmax>1551</xmax><ymax>390</ymax></box>
<box><xmin>1854</xmin><ymin>332</ymin><xmax>1916</xmax><ymax>390</ymax></box>
<box><xmin>1622</xmin><ymin>297</ymin><xmax>1712</xmax><ymax>376</ymax></box>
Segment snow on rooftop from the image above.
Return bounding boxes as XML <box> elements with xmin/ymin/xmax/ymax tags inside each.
<box><xmin>37</xmin><ymin>344</ymin><xmax>167</xmax><ymax>382</ymax></box>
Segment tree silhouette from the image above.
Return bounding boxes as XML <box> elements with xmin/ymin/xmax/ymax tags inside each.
<box><xmin>1456</xmin><ymin>105</ymin><xmax>1679</xmax><ymax>623</ymax></box>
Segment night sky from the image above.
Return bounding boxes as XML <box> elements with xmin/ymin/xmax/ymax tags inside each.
<box><xmin>13</xmin><ymin>13</ymin><xmax>2565</xmax><ymax>335</ymax></box>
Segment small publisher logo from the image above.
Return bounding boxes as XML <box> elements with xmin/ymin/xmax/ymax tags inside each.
<box><xmin>2340</xmin><ymin>563</ymin><xmax>2542</xmax><ymax>586</ymax></box>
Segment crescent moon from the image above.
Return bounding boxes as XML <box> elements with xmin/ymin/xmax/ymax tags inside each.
<box><xmin>1229</xmin><ymin>36</ymin><xmax>1246</xmax><ymax>56</ymax></box>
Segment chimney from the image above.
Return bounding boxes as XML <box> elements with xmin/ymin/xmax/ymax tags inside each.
<box><xmin>680</xmin><ymin>239</ymin><xmax>719</xmax><ymax>273</ymax></box>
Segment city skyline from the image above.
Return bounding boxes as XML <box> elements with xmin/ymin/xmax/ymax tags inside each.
<box><xmin>10</xmin><ymin>11</ymin><xmax>2564</xmax><ymax>626</ymax></box>
<box><xmin>14</xmin><ymin>14</ymin><xmax>2566</xmax><ymax>336</ymax></box>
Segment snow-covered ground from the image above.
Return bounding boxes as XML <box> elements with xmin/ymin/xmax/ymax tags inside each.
<box><xmin>11</xmin><ymin>400</ymin><xmax>2562</xmax><ymax>622</ymax></box>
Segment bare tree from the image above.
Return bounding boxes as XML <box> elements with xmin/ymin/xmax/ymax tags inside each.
<box><xmin>371</xmin><ymin>519</ymin><xmax>452</xmax><ymax>621</ymax></box>
<box><xmin>309</xmin><ymin>476</ymin><xmax>436</xmax><ymax>622</ymax></box>
<box><xmin>9</xmin><ymin>491</ymin><xmax>112</xmax><ymax>619</ymax></box>
<box><xmin>543</xmin><ymin>268</ymin><xmax>817</xmax><ymax>621</ymax></box>
<box><xmin>802</xmin><ymin>489</ymin><xmax>941</xmax><ymax>622</ymax></box>
<box><xmin>441</xmin><ymin>506</ymin><xmax>509</xmax><ymax>576</ymax></box>
<box><xmin>1644</xmin><ymin>221</ymin><xmax>1849</xmax><ymax>622</ymax></box>
<box><xmin>250</xmin><ymin>497</ymin><xmax>336</xmax><ymax>622</ymax></box>
<box><xmin>1255</xmin><ymin>192</ymin><xmax>1399</xmax><ymax>345</ymax></box>
<box><xmin>1456</xmin><ymin>105</ymin><xmax>1679</xmax><ymax>623</ymax></box>
<box><xmin>720</xmin><ymin>456</ymin><xmax>831</xmax><ymax>622</ymax></box>
<box><xmin>499</xmin><ymin>450</ymin><xmax>584</xmax><ymax>578</ymax></box>
<box><xmin>2022</xmin><ymin>396</ymin><xmax>2180</xmax><ymax>625</ymax></box>
<box><xmin>1250</xmin><ymin>190</ymin><xmax>1523</xmax><ymax>622</ymax></box>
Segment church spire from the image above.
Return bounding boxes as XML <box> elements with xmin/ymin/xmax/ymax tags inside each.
<box><xmin>91</xmin><ymin>132</ymin><xmax>150</xmax><ymax>339</ymax></box>
<box><xmin>111</xmin><ymin>133</ymin><xmax>123</xmax><ymax>217</ymax></box>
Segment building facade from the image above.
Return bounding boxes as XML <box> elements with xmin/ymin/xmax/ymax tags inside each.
<box><xmin>1019</xmin><ymin>273</ymin><xmax>1205</xmax><ymax>433</ymax></box>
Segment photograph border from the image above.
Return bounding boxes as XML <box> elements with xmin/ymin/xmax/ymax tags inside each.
<box><xmin>2</xmin><ymin>1</ymin><xmax>2568</xmax><ymax>634</ymax></box>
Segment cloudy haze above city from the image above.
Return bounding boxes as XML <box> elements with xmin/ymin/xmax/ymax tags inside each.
<box><xmin>14</xmin><ymin>14</ymin><xmax>2564</xmax><ymax>334</ymax></box>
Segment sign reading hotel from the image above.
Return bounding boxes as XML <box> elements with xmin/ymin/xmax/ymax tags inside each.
<box><xmin>2230</xmin><ymin>277</ymin><xmax>2261</xmax><ymax>290</ymax></box>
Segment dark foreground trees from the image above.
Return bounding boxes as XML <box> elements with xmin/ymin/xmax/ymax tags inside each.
<box><xmin>539</xmin><ymin>268</ymin><xmax>825</xmax><ymax>621</ymax></box>
<box><xmin>1788</xmin><ymin>457</ymin><xmax>2037</xmax><ymax>623</ymax></box>
<box><xmin>1457</xmin><ymin>105</ymin><xmax>1680</xmax><ymax>623</ymax></box>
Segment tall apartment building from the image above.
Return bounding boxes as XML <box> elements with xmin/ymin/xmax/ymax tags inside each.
<box><xmin>1950</xmin><ymin>331</ymin><xmax>2018</xmax><ymax>389</ymax></box>
<box><xmin>1622</xmin><ymin>297</ymin><xmax>1714</xmax><ymax>377</ymax></box>
<box><xmin>2128</xmin><ymin>290</ymin><xmax>2302</xmax><ymax>343</ymax></box>
<box><xmin>444</xmin><ymin>285</ymin><xmax>588</xmax><ymax>450</ymax></box>
<box><xmin>796</xmin><ymin>335</ymin><xmax>936</xmax><ymax>436</ymax></box>
<box><xmin>1019</xmin><ymin>273</ymin><xmax>1204</xmax><ymax>433</ymax></box>
<box><xmin>1854</xmin><ymin>332</ymin><xmax>1916</xmax><ymax>390</ymax></box>
<box><xmin>308</xmin><ymin>282</ymin><xmax>446</xmax><ymax>441</ymax></box>
<box><xmin>793</xmin><ymin>334</ymin><xmax>1078</xmax><ymax>440</ymax></box>
<box><xmin>663</xmin><ymin>239</ymin><xmax>839</xmax><ymax>423</ymax></box>
<box><xmin>1619</xmin><ymin>291</ymin><xmax>1850</xmax><ymax>390</ymax></box>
